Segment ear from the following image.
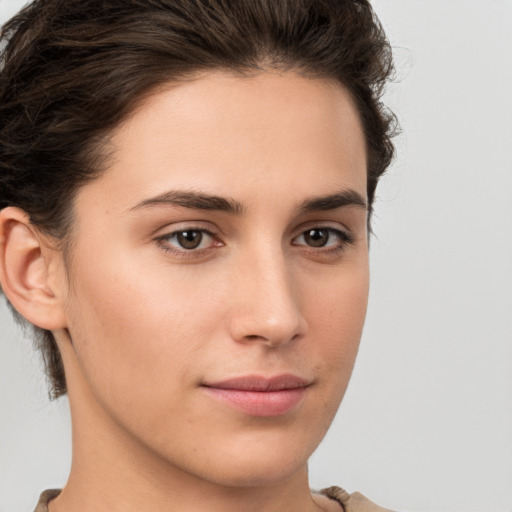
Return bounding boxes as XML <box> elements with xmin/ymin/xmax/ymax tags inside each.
<box><xmin>0</xmin><ymin>207</ymin><xmax>68</xmax><ymax>330</ymax></box>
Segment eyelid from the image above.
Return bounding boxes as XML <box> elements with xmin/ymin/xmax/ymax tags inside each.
<box><xmin>292</xmin><ymin>221</ymin><xmax>353</xmax><ymax>240</ymax></box>
<box><xmin>293</xmin><ymin>228</ymin><xmax>350</xmax><ymax>242</ymax></box>
<box><xmin>290</xmin><ymin>224</ymin><xmax>355</xmax><ymax>255</ymax></box>
<box><xmin>150</xmin><ymin>218</ymin><xmax>223</xmax><ymax>237</ymax></box>
<box><xmin>154</xmin><ymin>224</ymin><xmax>224</xmax><ymax>257</ymax></box>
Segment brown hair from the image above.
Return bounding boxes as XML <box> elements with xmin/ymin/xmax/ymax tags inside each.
<box><xmin>0</xmin><ymin>0</ymin><xmax>398</xmax><ymax>399</ymax></box>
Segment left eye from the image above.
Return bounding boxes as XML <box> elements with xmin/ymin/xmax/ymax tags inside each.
<box><xmin>158</xmin><ymin>229</ymin><xmax>217</xmax><ymax>251</ymax></box>
<box><xmin>292</xmin><ymin>227</ymin><xmax>349</xmax><ymax>248</ymax></box>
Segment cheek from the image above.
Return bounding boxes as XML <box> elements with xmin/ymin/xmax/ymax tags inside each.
<box><xmin>64</xmin><ymin>251</ymin><xmax>221</xmax><ymax>413</ymax></box>
<box><xmin>306</xmin><ymin>259</ymin><xmax>369</xmax><ymax>338</ymax></box>
<box><xmin>288</xmin><ymin>268</ymin><xmax>369</xmax><ymax>450</ymax></box>
<box><xmin>303</xmin><ymin>262</ymin><xmax>369</xmax><ymax>389</ymax></box>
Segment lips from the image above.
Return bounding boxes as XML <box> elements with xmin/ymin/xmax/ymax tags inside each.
<box><xmin>201</xmin><ymin>374</ymin><xmax>310</xmax><ymax>417</ymax></box>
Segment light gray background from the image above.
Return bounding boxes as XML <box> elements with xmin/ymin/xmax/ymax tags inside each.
<box><xmin>1</xmin><ymin>1</ymin><xmax>511</xmax><ymax>511</ymax></box>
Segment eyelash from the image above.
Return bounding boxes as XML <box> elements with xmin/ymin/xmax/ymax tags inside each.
<box><xmin>155</xmin><ymin>228</ymin><xmax>220</xmax><ymax>258</ymax></box>
<box><xmin>292</xmin><ymin>227</ymin><xmax>354</xmax><ymax>255</ymax></box>
<box><xmin>154</xmin><ymin>225</ymin><xmax>355</xmax><ymax>258</ymax></box>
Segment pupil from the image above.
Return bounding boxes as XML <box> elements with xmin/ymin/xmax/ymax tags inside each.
<box><xmin>305</xmin><ymin>229</ymin><xmax>328</xmax><ymax>247</ymax></box>
<box><xmin>177</xmin><ymin>231</ymin><xmax>202</xmax><ymax>249</ymax></box>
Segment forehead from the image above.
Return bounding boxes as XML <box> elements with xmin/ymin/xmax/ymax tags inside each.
<box><xmin>77</xmin><ymin>70</ymin><xmax>367</xmax><ymax>214</ymax></box>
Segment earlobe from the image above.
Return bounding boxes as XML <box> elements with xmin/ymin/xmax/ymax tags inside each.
<box><xmin>0</xmin><ymin>207</ymin><xmax>67</xmax><ymax>330</ymax></box>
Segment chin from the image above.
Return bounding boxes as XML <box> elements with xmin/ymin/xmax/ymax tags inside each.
<box><xmin>202</xmin><ymin>454</ymin><xmax>309</xmax><ymax>489</ymax></box>
<box><xmin>175</xmin><ymin>429</ymin><xmax>320</xmax><ymax>489</ymax></box>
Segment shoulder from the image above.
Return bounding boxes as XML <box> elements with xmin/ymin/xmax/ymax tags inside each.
<box><xmin>33</xmin><ymin>489</ymin><xmax>61</xmax><ymax>512</ymax></box>
<box><xmin>319</xmin><ymin>486</ymin><xmax>397</xmax><ymax>512</ymax></box>
<box><xmin>35</xmin><ymin>487</ymin><xmax>396</xmax><ymax>512</ymax></box>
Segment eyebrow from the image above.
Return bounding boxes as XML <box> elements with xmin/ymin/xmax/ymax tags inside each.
<box><xmin>298</xmin><ymin>189</ymin><xmax>367</xmax><ymax>214</ymax></box>
<box><xmin>130</xmin><ymin>188</ymin><xmax>367</xmax><ymax>215</ymax></box>
<box><xmin>130</xmin><ymin>190</ymin><xmax>245</xmax><ymax>214</ymax></box>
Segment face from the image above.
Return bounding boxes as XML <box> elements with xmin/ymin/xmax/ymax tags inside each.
<box><xmin>57</xmin><ymin>70</ymin><xmax>369</xmax><ymax>487</ymax></box>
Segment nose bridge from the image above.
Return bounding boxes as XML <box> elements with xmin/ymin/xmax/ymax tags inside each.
<box><xmin>228</xmin><ymin>243</ymin><xmax>306</xmax><ymax>346</ymax></box>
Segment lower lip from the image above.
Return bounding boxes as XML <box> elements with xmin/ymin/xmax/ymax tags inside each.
<box><xmin>202</xmin><ymin>387</ymin><xmax>308</xmax><ymax>417</ymax></box>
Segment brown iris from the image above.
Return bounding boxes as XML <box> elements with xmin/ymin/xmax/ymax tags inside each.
<box><xmin>176</xmin><ymin>230</ymin><xmax>203</xmax><ymax>249</ymax></box>
<box><xmin>303</xmin><ymin>229</ymin><xmax>329</xmax><ymax>247</ymax></box>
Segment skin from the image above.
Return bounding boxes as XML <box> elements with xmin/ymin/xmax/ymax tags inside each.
<box><xmin>0</xmin><ymin>69</ymin><xmax>369</xmax><ymax>512</ymax></box>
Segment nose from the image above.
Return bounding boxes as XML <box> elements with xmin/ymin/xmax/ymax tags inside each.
<box><xmin>227</xmin><ymin>251</ymin><xmax>307</xmax><ymax>348</ymax></box>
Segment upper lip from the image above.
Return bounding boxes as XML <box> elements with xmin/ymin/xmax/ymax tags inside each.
<box><xmin>202</xmin><ymin>374</ymin><xmax>311</xmax><ymax>392</ymax></box>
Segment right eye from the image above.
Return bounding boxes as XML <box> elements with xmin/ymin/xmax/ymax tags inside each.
<box><xmin>156</xmin><ymin>228</ymin><xmax>221</xmax><ymax>254</ymax></box>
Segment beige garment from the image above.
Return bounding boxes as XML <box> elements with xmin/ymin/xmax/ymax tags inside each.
<box><xmin>34</xmin><ymin>487</ymin><xmax>395</xmax><ymax>512</ymax></box>
<box><xmin>320</xmin><ymin>486</ymin><xmax>396</xmax><ymax>512</ymax></box>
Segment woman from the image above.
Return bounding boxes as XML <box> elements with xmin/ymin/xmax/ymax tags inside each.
<box><xmin>0</xmin><ymin>1</ymin><xmax>397</xmax><ymax>511</ymax></box>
